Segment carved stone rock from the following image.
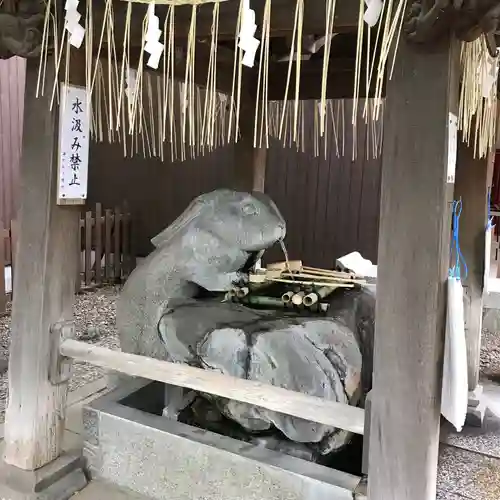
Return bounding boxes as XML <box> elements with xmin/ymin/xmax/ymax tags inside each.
<box><xmin>405</xmin><ymin>0</ymin><xmax>500</xmax><ymax>56</ymax></box>
<box><xmin>0</xmin><ymin>0</ymin><xmax>46</xmax><ymax>60</ymax></box>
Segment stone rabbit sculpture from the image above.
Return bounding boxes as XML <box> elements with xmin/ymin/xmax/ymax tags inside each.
<box><xmin>117</xmin><ymin>189</ymin><xmax>286</xmax><ymax>359</ymax></box>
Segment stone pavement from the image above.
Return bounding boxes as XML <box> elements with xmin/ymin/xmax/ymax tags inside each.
<box><xmin>72</xmin><ymin>480</ymin><xmax>150</xmax><ymax>499</ymax></box>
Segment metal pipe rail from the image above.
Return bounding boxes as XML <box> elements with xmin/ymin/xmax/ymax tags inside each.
<box><xmin>59</xmin><ymin>338</ymin><xmax>365</xmax><ymax>435</ymax></box>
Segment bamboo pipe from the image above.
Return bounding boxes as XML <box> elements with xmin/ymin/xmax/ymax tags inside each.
<box><xmin>291</xmin><ymin>291</ymin><xmax>305</xmax><ymax>306</ymax></box>
<box><xmin>236</xmin><ymin>286</ymin><xmax>250</xmax><ymax>298</ymax></box>
<box><xmin>268</xmin><ymin>277</ymin><xmax>354</xmax><ymax>288</ymax></box>
<box><xmin>303</xmin><ymin>286</ymin><xmax>335</xmax><ymax>307</ymax></box>
<box><xmin>282</xmin><ymin>291</ymin><xmax>294</xmax><ymax>304</ymax></box>
<box><xmin>302</xmin><ymin>266</ymin><xmax>356</xmax><ymax>279</ymax></box>
<box><xmin>241</xmin><ymin>296</ymin><xmax>286</xmax><ymax>308</ymax></box>
<box><xmin>282</xmin><ymin>272</ymin><xmax>366</xmax><ymax>285</ymax></box>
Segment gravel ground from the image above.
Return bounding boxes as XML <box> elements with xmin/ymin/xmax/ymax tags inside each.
<box><xmin>0</xmin><ymin>286</ymin><xmax>121</xmax><ymax>423</ymax></box>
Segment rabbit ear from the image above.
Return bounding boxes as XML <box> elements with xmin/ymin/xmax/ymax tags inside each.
<box><xmin>151</xmin><ymin>195</ymin><xmax>208</xmax><ymax>248</ymax></box>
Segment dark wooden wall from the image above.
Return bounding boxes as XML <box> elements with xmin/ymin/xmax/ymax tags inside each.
<box><xmin>0</xmin><ymin>57</ymin><xmax>25</xmax><ymax>226</ymax></box>
<box><xmin>88</xmin><ymin>142</ymin><xmax>238</xmax><ymax>256</ymax></box>
<box><xmin>88</xmin><ymin>100</ymin><xmax>382</xmax><ymax>265</ymax></box>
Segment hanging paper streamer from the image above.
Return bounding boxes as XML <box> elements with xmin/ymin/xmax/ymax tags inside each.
<box><xmin>363</xmin><ymin>0</ymin><xmax>383</xmax><ymax>27</ymax></box>
<box><xmin>65</xmin><ymin>0</ymin><xmax>85</xmax><ymax>48</ymax></box>
<box><xmin>441</xmin><ymin>199</ymin><xmax>469</xmax><ymax>432</ymax></box>
<box><xmin>238</xmin><ymin>0</ymin><xmax>260</xmax><ymax>68</ymax></box>
<box><xmin>485</xmin><ymin>187</ymin><xmax>495</xmax><ymax>295</ymax></box>
<box><xmin>125</xmin><ymin>68</ymin><xmax>138</xmax><ymax>113</ymax></box>
<box><xmin>144</xmin><ymin>3</ymin><xmax>164</xmax><ymax>70</ymax></box>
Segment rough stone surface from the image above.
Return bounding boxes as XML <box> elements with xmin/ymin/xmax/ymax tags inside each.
<box><xmin>83</xmin><ymin>383</ymin><xmax>361</xmax><ymax>500</ymax></box>
<box><xmin>117</xmin><ymin>189</ymin><xmax>286</xmax><ymax>361</ymax></box>
<box><xmin>482</xmin><ymin>308</ymin><xmax>500</xmax><ymax>335</ymax></box>
<box><xmin>156</xmin><ymin>297</ymin><xmax>363</xmax><ymax>453</ymax></box>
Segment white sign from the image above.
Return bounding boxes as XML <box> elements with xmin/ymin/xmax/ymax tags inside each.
<box><xmin>57</xmin><ymin>84</ymin><xmax>89</xmax><ymax>204</ymax></box>
<box><xmin>447</xmin><ymin>112</ymin><xmax>458</xmax><ymax>184</ymax></box>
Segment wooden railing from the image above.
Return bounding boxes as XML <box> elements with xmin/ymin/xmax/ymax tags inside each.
<box><xmin>59</xmin><ymin>338</ymin><xmax>365</xmax><ymax>436</ymax></box>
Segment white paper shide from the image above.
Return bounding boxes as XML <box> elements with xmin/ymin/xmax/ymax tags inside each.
<box><xmin>57</xmin><ymin>84</ymin><xmax>89</xmax><ymax>203</ymax></box>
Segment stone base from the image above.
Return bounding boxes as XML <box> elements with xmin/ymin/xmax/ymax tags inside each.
<box><xmin>466</xmin><ymin>399</ymin><xmax>488</xmax><ymax>428</ymax></box>
<box><xmin>0</xmin><ymin>451</ymin><xmax>87</xmax><ymax>500</ymax></box>
<box><xmin>464</xmin><ymin>385</ymin><xmax>488</xmax><ymax>428</ymax></box>
<box><xmin>83</xmin><ymin>380</ymin><xmax>363</xmax><ymax>500</ymax></box>
<box><xmin>468</xmin><ymin>385</ymin><xmax>483</xmax><ymax>408</ymax></box>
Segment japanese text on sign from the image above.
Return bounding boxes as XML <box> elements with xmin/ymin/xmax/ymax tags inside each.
<box><xmin>57</xmin><ymin>84</ymin><xmax>89</xmax><ymax>203</ymax></box>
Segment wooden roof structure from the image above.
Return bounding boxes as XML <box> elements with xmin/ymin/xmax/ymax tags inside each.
<box><xmin>2</xmin><ymin>0</ymin><xmax>499</xmax><ymax>159</ymax></box>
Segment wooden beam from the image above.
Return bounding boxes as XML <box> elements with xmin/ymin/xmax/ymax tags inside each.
<box><xmin>367</xmin><ymin>35</ymin><xmax>460</xmax><ymax>500</ymax></box>
<box><xmin>3</xmin><ymin>58</ymin><xmax>80</xmax><ymax>469</ymax></box>
<box><xmin>454</xmin><ymin>142</ymin><xmax>493</xmax><ymax>391</ymax></box>
<box><xmin>60</xmin><ymin>339</ymin><xmax>365</xmax><ymax>435</ymax></box>
<box><xmin>103</xmin><ymin>0</ymin><xmax>359</xmax><ymax>42</ymax></box>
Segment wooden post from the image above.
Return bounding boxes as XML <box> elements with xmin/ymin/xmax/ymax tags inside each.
<box><xmin>95</xmin><ymin>203</ymin><xmax>103</xmax><ymax>285</ymax></box>
<box><xmin>232</xmin><ymin>93</ymin><xmax>267</xmax><ymax>193</ymax></box>
<box><xmin>85</xmin><ymin>211</ymin><xmax>92</xmax><ymax>286</ymax></box>
<box><xmin>3</xmin><ymin>58</ymin><xmax>80</xmax><ymax>470</ymax></box>
<box><xmin>454</xmin><ymin>142</ymin><xmax>493</xmax><ymax>391</ymax></box>
<box><xmin>368</xmin><ymin>36</ymin><xmax>459</xmax><ymax>500</ymax></box>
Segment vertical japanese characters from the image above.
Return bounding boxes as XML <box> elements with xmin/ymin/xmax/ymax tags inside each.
<box><xmin>57</xmin><ymin>85</ymin><xmax>89</xmax><ymax>203</ymax></box>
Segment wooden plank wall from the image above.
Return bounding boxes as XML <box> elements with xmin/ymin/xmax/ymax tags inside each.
<box><xmin>265</xmin><ymin>100</ymin><xmax>382</xmax><ymax>267</ymax></box>
<box><xmin>88</xmin><ymin>100</ymin><xmax>383</xmax><ymax>265</ymax></box>
<box><xmin>0</xmin><ymin>57</ymin><xmax>25</xmax><ymax>227</ymax></box>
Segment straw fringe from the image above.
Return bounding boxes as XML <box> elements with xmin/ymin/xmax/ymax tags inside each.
<box><xmin>36</xmin><ymin>0</ymin><xmax>498</xmax><ymax>162</ymax></box>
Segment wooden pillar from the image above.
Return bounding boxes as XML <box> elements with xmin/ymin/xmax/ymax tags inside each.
<box><xmin>454</xmin><ymin>143</ymin><xmax>493</xmax><ymax>391</ymax></box>
<box><xmin>4</xmin><ymin>58</ymin><xmax>80</xmax><ymax>469</ymax></box>
<box><xmin>232</xmin><ymin>95</ymin><xmax>267</xmax><ymax>193</ymax></box>
<box><xmin>367</xmin><ymin>36</ymin><xmax>459</xmax><ymax>500</ymax></box>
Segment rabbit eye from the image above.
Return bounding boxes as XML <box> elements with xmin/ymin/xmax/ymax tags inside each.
<box><xmin>242</xmin><ymin>203</ymin><xmax>257</xmax><ymax>216</ymax></box>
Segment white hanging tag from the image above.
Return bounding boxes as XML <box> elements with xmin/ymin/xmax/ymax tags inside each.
<box><xmin>364</xmin><ymin>0</ymin><xmax>383</xmax><ymax>27</ymax></box>
<box><xmin>482</xmin><ymin>56</ymin><xmax>499</xmax><ymax>98</ymax></box>
<box><xmin>441</xmin><ymin>276</ymin><xmax>468</xmax><ymax>432</ymax></box>
<box><xmin>238</xmin><ymin>0</ymin><xmax>259</xmax><ymax>68</ymax></box>
<box><xmin>64</xmin><ymin>0</ymin><xmax>85</xmax><ymax>48</ymax></box>
<box><xmin>241</xmin><ymin>37</ymin><xmax>260</xmax><ymax>68</ymax></box>
<box><xmin>147</xmin><ymin>44</ymin><xmax>164</xmax><ymax>70</ymax></box>
<box><xmin>144</xmin><ymin>2</ymin><xmax>164</xmax><ymax>70</ymax></box>
<box><xmin>69</xmin><ymin>24</ymin><xmax>85</xmax><ymax>48</ymax></box>
<box><xmin>447</xmin><ymin>112</ymin><xmax>458</xmax><ymax>184</ymax></box>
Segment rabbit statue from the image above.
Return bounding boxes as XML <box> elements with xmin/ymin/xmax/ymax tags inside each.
<box><xmin>116</xmin><ymin>189</ymin><xmax>286</xmax><ymax>359</ymax></box>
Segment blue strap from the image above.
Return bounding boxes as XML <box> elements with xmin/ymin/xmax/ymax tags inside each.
<box><xmin>487</xmin><ymin>187</ymin><xmax>495</xmax><ymax>231</ymax></box>
<box><xmin>449</xmin><ymin>199</ymin><xmax>468</xmax><ymax>280</ymax></box>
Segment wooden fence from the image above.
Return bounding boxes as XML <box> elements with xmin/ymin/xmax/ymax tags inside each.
<box><xmin>0</xmin><ymin>203</ymin><xmax>134</xmax><ymax>313</ymax></box>
<box><xmin>77</xmin><ymin>203</ymin><xmax>134</xmax><ymax>291</ymax></box>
